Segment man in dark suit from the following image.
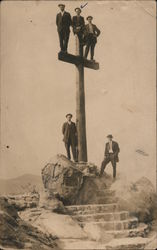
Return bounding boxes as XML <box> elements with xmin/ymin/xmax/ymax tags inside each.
<box><xmin>100</xmin><ymin>135</ymin><xmax>120</xmax><ymax>179</ymax></box>
<box><xmin>62</xmin><ymin>113</ymin><xmax>78</xmax><ymax>162</ymax></box>
<box><xmin>84</xmin><ymin>16</ymin><xmax>100</xmax><ymax>61</ymax></box>
<box><xmin>56</xmin><ymin>4</ymin><xmax>72</xmax><ymax>53</ymax></box>
<box><xmin>72</xmin><ymin>7</ymin><xmax>85</xmax><ymax>56</ymax></box>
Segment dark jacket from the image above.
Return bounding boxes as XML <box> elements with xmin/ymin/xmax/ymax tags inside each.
<box><xmin>84</xmin><ymin>23</ymin><xmax>100</xmax><ymax>43</ymax></box>
<box><xmin>62</xmin><ymin>122</ymin><xmax>77</xmax><ymax>145</ymax></box>
<box><xmin>56</xmin><ymin>11</ymin><xmax>72</xmax><ymax>33</ymax></box>
<box><xmin>105</xmin><ymin>141</ymin><xmax>120</xmax><ymax>162</ymax></box>
<box><xmin>72</xmin><ymin>15</ymin><xmax>85</xmax><ymax>34</ymax></box>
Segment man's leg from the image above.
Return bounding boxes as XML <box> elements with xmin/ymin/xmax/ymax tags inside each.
<box><xmin>71</xmin><ymin>143</ymin><xmax>77</xmax><ymax>162</ymax></box>
<box><xmin>84</xmin><ymin>38</ymin><xmax>90</xmax><ymax>58</ymax></box>
<box><xmin>84</xmin><ymin>45</ymin><xmax>90</xmax><ymax>58</ymax></box>
<box><xmin>65</xmin><ymin>142</ymin><xmax>71</xmax><ymax>160</ymax></box>
<box><xmin>78</xmin><ymin>33</ymin><xmax>83</xmax><ymax>56</ymax></box>
<box><xmin>100</xmin><ymin>157</ymin><xmax>110</xmax><ymax>176</ymax></box>
<box><xmin>64</xmin><ymin>31</ymin><xmax>70</xmax><ymax>52</ymax></box>
<box><xmin>111</xmin><ymin>159</ymin><xmax>116</xmax><ymax>179</ymax></box>
<box><xmin>90</xmin><ymin>42</ymin><xmax>96</xmax><ymax>60</ymax></box>
<box><xmin>58</xmin><ymin>31</ymin><xmax>64</xmax><ymax>51</ymax></box>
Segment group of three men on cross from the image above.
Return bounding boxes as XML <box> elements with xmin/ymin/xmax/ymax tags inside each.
<box><xmin>62</xmin><ymin>113</ymin><xmax>120</xmax><ymax>180</ymax></box>
<box><xmin>56</xmin><ymin>4</ymin><xmax>101</xmax><ymax>61</ymax></box>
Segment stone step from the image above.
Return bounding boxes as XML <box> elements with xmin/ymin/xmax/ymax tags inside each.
<box><xmin>96</xmin><ymin>190</ymin><xmax>116</xmax><ymax>196</ymax></box>
<box><xmin>97</xmin><ymin>197</ymin><xmax>118</xmax><ymax>204</ymax></box>
<box><xmin>66</xmin><ymin>203</ymin><xmax>119</xmax><ymax>215</ymax></box>
<box><xmin>61</xmin><ymin>236</ymin><xmax>151</xmax><ymax>250</ymax></box>
<box><xmin>105</xmin><ymin>223</ymin><xmax>150</xmax><ymax>238</ymax></box>
<box><xmin>105</xmin><ymin>237</ymin><xmax>151</xmax><ymax>250</ymax></box>
<box><xmin>79</xmin><ymin>217</ymin><xmax>138</xmax><ymax>231</ymax></box>
<box><xmin>73</xmin><ymin>211</ymin><xmax>129</xmax><ymax>222</ymax></box>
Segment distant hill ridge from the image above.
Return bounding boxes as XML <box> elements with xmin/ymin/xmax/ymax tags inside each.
<box><xmin>0</xmin><ymin>174</ymin><xmax>43</xmax><ymax>195</ymax></box>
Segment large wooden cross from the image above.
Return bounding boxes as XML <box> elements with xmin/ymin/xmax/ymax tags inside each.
<box><xmin>58</xmin><ymin>36</ymin><xmax>99</xmax><ymax>162</ymax></box>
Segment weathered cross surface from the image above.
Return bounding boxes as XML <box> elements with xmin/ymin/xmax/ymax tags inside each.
<box><xmin>58</xmin><ymin>36</ymin><xmax>99</xmax><ymax>162</ymax></box>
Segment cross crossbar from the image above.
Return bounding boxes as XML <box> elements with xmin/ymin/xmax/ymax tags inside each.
<box><xmin>58</xmin><ymin>52</ymin><xmax>99</xmax><ymax>70</ymax></box>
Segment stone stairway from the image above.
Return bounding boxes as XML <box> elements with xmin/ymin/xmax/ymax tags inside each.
<box><xmin>18</xmin><ymin>198</ymin><xmax>155</xmax><ymax>250</ymax></box>
<box><xmin>65</xmin><ymin>203</ymin><xmax>150</xmax><ymax>239</ymax></box>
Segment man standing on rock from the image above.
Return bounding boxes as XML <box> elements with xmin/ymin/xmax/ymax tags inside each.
<box><xmin>100</xmin><ymin>135</ymin><xmax>120</xmax><ymax>179</ymax></box>
<box><xmin>62</xmin><ymin>114</ymin><xmax>78</xmax><ymax>162</ymax></box>
<box><xmin>56</xmin><ymin>4</ymin><xmax>72</xmax><ymax>53</ymax></box>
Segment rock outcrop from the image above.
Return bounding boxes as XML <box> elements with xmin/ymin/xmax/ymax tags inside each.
<box><xmin>6</xmin><ymin>192</ymin><xmax>39</xmax><ymax>211</ymax></box>
<box><xmin>111</xmin><ymin>176</ymin><xmax>157</xmax><ymax>223</ymax></box>
<box><xmin>20</xmin><ymin>208</ymin><xmax>88</xmax><ymax>241</ymax></box>
<box><xmin>41</xmin><ymin>154</ymin><xmax>99</xmax><ymax>205</ymax></box>
<box><xmin>0</xmin><ymin>196</ymin><xmax>59</xmax><ymax>249</ymax></box>
<box><xmin>42</xmin><ymin>155</ymin><xmax>157</xmax><ymax>224</ymax></box>
<box><xmin>39</xmin><ymin>189</ymin><xmax>67</xmax><ymax>214</ymax></box>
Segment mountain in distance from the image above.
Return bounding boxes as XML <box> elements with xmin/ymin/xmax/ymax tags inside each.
<box><xmin>0</xmin><ymin>174</ymin><xmax>44</xmax><ymax>195</ymax></box>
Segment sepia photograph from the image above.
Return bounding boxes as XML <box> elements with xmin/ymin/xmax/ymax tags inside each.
<box><xmin>0</xmin><ymin>0</ymin><xmax>157</xmax><ymax>249</ymax></box>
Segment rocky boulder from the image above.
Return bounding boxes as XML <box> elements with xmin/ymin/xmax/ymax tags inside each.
<box><xmin>42</xmin><ymin>155</ymin><xmax>84</xmax><ymax>205</ymax></box>
<box><xmin>0</xmin><ymin>196</ymin><xmax>59</xmax><ymax>249</ymax></box>
<box><xmin>39</xmin><ymin>189</ymin><xmax>67</xmax><ymax>214</ymax></box>
<box><xmin>41</xmin><ymin>154</ymin><xmax>113</xmax><ymax>205</ymax></box>
<box><xmin>6</xmin><ymin>192</ymin><xmax>39</xmax><ymax>211</ymax></box>
<box><xmin>111</xmin><ymin>176</ymin><xmax>157</xmax><ymax>223</ymax></box>
<box><xmin>75</xmin><ymin>172</ymin><xmax>113</xmax><ymax>205</ymax></box>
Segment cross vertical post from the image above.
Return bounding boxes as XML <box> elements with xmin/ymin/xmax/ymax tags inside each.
<box><xmin>75</xmin><ymin>35</ymin><xmax>87</xmax><ymax>162</ymax></box>
<box><xmin>58</xmin><ymin>35</ymin><xmax>99</xmax><ymax>163</ymax></box>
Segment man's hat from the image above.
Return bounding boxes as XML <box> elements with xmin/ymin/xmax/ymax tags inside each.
<box><xmin>86</xmin><ymin>16</ymin><xmax>93</xmax><ymax>20</ymax></box>
<box><xmin>66</xmin><ymin>113</ymin><xmax>73</xmax><ymax>118</ymax></box>
<box><xmin>107</xmin><ymin>134</ymin><xmax>113</xmax><ymax>139</ymax></box>
<box><xmin>58</xmin><ymin>3</ymin><xmax>65</xmax><ymax>7</ymax></box>
<box><xmin>75</xmin><ymin>7</ymin><xmax>81</xmax><ymax>12</ymax></box>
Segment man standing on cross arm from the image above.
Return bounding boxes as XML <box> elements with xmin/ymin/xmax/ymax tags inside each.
<box><xmin>56</xmin><ymin>4</ymin><xmax>72</xmax><ymax>53</ymax></box>
<box><xmin>100</xmin><ymin>135</ymin><xmax>120</xmax><ymax>179</ymax></box>
<box><xmin>84</xmin><ymin>16</ymin><xmax>100</xmax><ymax>61</ymax></box>
<box><xmin>72</xmin><ymin>7</ymin><xmax>85</xmax><ymax>56</ymax></box>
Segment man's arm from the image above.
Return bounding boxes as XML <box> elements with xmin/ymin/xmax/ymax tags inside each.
<box><xmin>72</xmin><ymin>17</ymin><xmax>76</xmax><ymax>33</ymax></box>
<box><xmin>95</xmin><ymin>25</ymin><xmax>101</xmax><ymax>37</ymax></box>
<box><xmin>104</xmin><ymin>143</ymin><xmax>108</xmax><ymax>157</ymax></box>
<box><xmin>56</xmin><ymin>14</ymin><xmax>58</xmax><ymax>26</ymax></box>
<box><xmin>114</xmin><ymin>142</ymin><xmax>120</xmax><ymax>156</ymax></box>
<box><xmin>82</xmin><ymin>17</ymin><xmax>85</xmax><ymax>27</ymax></box>
<box><xmin>62</xmin><ymin>123</ymin><xmax>66</xmax><ymax>135</ymax></box>
<box><xmin>68</xmin><ymin>13</ymin><xmax>72</xmax><ymax>26</ymax></box>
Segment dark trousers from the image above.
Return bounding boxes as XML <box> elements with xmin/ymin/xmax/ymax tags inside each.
<box><xmin>76</xmin><ymin>32</ymin><xmax>84</xmax><ymax>56</ymax></box>
<box><xmin>84</xmin><ymin>34</ymin><xmax>96</xmax><ymax>60</ymax></box>
<box><xmin>100</xmin><ymin>154</ymin><xmax>117</xmax><ymax>178</ymax></box>
<box><xmin>58</xmin><ymin>30</ymin><xmax>70</xmax><ymax>52</ymax></box>
<box><xmin>65</xmin><ymin>139</ymin><xmax>77</xmax><ymax>162</ymax></box>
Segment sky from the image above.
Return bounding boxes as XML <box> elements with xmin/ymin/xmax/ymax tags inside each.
<box><xmin>0</xmin><ymin>1</ymin><xmax>156</xmax><ymax>185</ymax></box>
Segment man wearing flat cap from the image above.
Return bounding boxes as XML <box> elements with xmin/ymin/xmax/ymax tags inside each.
<box><xmin>72</xmin><ymin>7</ymin><xmax>85</xmax><ymax>56</ymax></box>
<box><xmin>62</xmin><ymin>114</ymin><xmax>78</xmax><ymax>162</ymax></box>
<box><xmin>100</xmin><ymin>135</ymin><xmax>120</xmax><ymax>179</ymax></box>
<box><xmin>84</xmin><ymin>16</ymin><xmax>100</xmax><ymax>61</ymax></box>
<box><xmin>56</xmin><ymin>4</ymin><xmax>72</xmax><ymax>53</ymax></box>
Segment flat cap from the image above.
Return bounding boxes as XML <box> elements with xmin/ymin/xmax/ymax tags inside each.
<box><xmin>58</xmin><ymin>3</ymin><xmax>65</xmax><ymax>7</ymax></box>
<box><xmin>66</xmin><ymin>113</ymin><xmax>73</xmax><ymax>118</ymax></box>
<box><xmin>107</xmin><ymin>134</ymin><xmax>113</xmax><ymax>138</ymax></box>
<box><xmin>86</xmin><ymin>16</ymin><xmax>93</xmax><ymax>20</ymax></box>
<box><xmin>75</xmin><ymin>7</ymin><xmax>81</xmax><ymax>12</ymax></box>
